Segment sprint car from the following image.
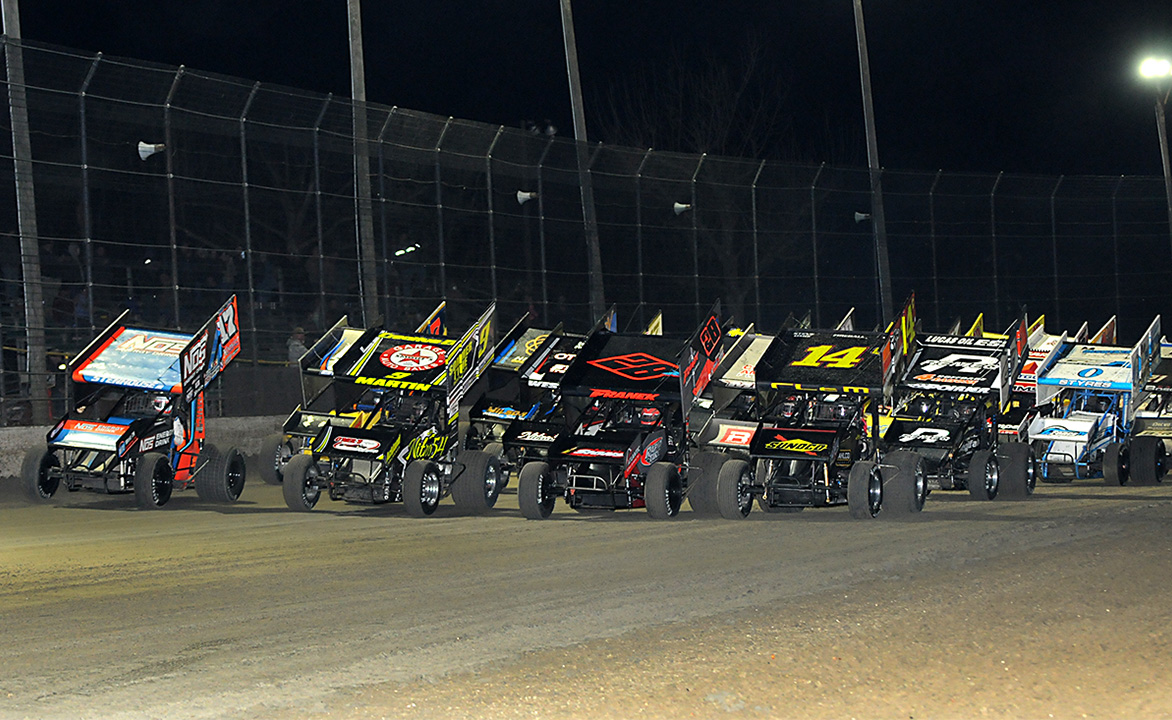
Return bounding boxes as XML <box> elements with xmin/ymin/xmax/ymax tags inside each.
<box><xmin>516</xmin><ymin>304</ymin><xmax>724</xmax><ymax>519</ymax></box>
<box><xmin>695</xmin><ymin>296</ymin><xmax>920</xmax><ymax>520</ymax></box>
<box><xmin>885</xmin><ymin>314</ymin><xmax>1032</xmax><ymax>500</ymax></box>
<box><xmin>21</xmin><ymin>296</ymin><xmax>247</xmax><ymax>509</ymax></box>
<box><xmin>1031</xmin><ymin>316</ymin><xmax>1163</xmax><ymax>485</ymax></box>
<box><xmin>278</xmin><ymin>304</ymin><xmax>503</xmax><ymax>516</ymax></box>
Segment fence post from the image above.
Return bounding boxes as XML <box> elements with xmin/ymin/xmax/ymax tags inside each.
<box><xmin>78</xmin><ymin>53</ymin><xmax>101</xmax><ymax>334</ymax></box>
<box><xmin>239</xmin><ymin>81</ymin><xmax>260</xmax><ymax>364</ymax></box>
<box><xmin>164</xmin><ymin>66</ymin><xmax>185</xmax><ymax>330</ymax></box>
<box><xmin>810</xmin><ymin>162</ymin><xmax>825</xmax><ymax>327</ymax></box>
<box><xmin>1050</xmin><ymin>175</ymin><xmax>1064</xmax><ymax>328</ymax></box>
<box><xmin>537</xmin><ymin>137</ymin><xmax>554</xmax><ymax>325</ymax></box>
<box><xmin>690</xmin><ymin>153</ymin><xmax>705</xmax><ymax>326</ymax></box>
<box><xmin>376</xmin><ymin>107</ymin><xmax>396</xmax><ymax>323</ymax></box>
<box><xmin>1111</xmin><ymin>175</ymin><xmax>1124</xmax><ymax>320</ymax></box>
<box><xmin>990</xmin><ymin>170</ymin><xmax>1003</xmax><ymax>328</ymax></box>
<box><xmin>485</xmin><ymin>125</ymin><xmax>504</xmax><ymax>303</ymax></box>
<box><xmin>312</xmin><ymin>95</ymin><xmax>331</xmax><ymax>330</ymax></box>
<box><xmin>434</xmin><ymin>118</ymin><xmax>453</xmax><ymax>304</ymax></box>
<box><xmin>634</xmin><ymin>148</ymin><xmax>651</xmax><ymax>329</ymax></box>
<box><xmin>751</xmin><ymin>159</ymin><xmax>766</xmax><ymax>326</ymax></box>
<box><xmin>929</xmin><ymin>169</ymin><xmax>941</xmax><ymax>329</ymax></box>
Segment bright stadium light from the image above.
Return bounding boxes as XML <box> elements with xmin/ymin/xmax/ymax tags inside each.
<box><xmin>1138</xmin><ymin>56</ymin><xmax>1172</xmax><ymax>258</ymax></box>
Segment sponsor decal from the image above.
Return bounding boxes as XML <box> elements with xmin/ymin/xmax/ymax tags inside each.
<box><xmin>698</xmin><ymin>315</ymin><xmax>722</xmax><ymax>357</ymax></box>
<box><xmin>483</xmin><ymin>406</ymin><xmax>527</xmax><ymax>420</ymax></box>
<box><xmin>517</xmin><ymin>430</ymin><xmax>557</xmax><ymax>443</ymax></box>
<box><xmin>897</xmin><ymin>427</ymin><xmax>951</xmax><ymax>444</ymax></box>
<box><xmin>524</xmin><ymin>334</ymin><xmax>549</xmax><ymax>356</ymax></box>
<box><xmin>737</xmin><ymin>363</ymin><xmax>756</xmax><ymax>378</ymax></box>
<box><xmin>406</xmin><ymin>432</ymin><xmax>450</xmax><ymax>461</ymax></box>
<box><xmin>117</xmin><ymin>436</ymin><xmax>138</xmax><ymax>457</ymax></box>
<box><xmin>354</xmin><ymin>376</ymin><xmax>433</xmax><ymax>391</ymax></box>
<box><xmin>919</xmin><ymin>353</ymin><xmax>999</xmax><ymax>374</ymax></box>
<box><xmin>922</xmin><ymin>335</ymin><xmax>1003</xmax><ymax>348</ymax></box>
<box><xmin>117</xmin><ymin>335</ymin><xmax>187</xmax><ymax>356</ymax></box>
<box><xmin>1038</xmin><ymin>426</ymin><xmax>1084</xmax><ymax>437</ymax></box>
<box><xmin>181</xmin><ymin>331</ymin><xmax>209</xmax><ymax>393</ymax></box>
<box><xmin>765</xmin><ymin>436</ymin><xmax>829</xmax><ymax>454</ymax></box>
<box><xmin>140</xmin><ymin>430</ymin><xmax>173</xmax><ymax>452</ymax></box>
<box><xmin>567</xmin><ymin>447</ymin><xmax>625</xmax><ymax>458</ymax></box>
<box><xmin>380</xmin><ymin>344</ymin><xmax>446</xmax><ymax>372</ymax></box>
<box><xmin>589</xmin><ymin>388</ymin><xmax>659</xmax><ymax>401</ymax></box>
<box><xmin>333</xmin><ymin>436</ymin><xmax>382</xmax><ymax>454</ymax></box>
<box><xmin>912</xmin><ymin>373</ymin><xmax>981</xmax><ymax>386</ymax></box>
<box><xmin>640</xmin><ymin>436</ymin><xmax>665</xmax><ymax>465</ymax></box>
<box><xmin>587</xmin><ymin>353</ymin><xmax>678</xmax><ymax>381</ymax></box>
<box><xmin>716</xmin><ymin>426</ymin><xmax>755</xmax><ymax>446</ymax></box>
<box><xmin>69</xmin><ymin>421</ymin><xmax>127</xmax><ymax>435</ymax></box>
<box><xmin>768</xmin><ymin>382</ymin><xmax>871</xmax><ymax>394</ymax></box>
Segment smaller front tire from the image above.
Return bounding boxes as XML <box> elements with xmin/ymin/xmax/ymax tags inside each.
<box><xmin>645</xmin><ymin>462</ymin><xmax>683</xmax><ymax>520</ymax></box>
<box><xmin>998</xmin><ymin>442</ymin><xmax>1036</xmax><ymax>499</ymax></box>
<box><xmin>1102</xmin><ymin>442</ymin><xmax>1128</xmax><ymax>486</ymax></box>
<box><xmin>403</xmin><ymin>460</ymin><xmax>442</xmax><ymax>517</ymax></box>
<box><xmin>715</xmin><ymin>458</ymin><xmax>753</xmax><ymax>520</ymax></box>
<box><xmin>518</xmin><ymin>461</ymin><xmax>557</xmax><ymax>519</ymax></box>
<box><xmin>883</xmin><ymin>450</ymin><xmax>927</xmax><ymax>516</ymax></box>
<box><xmin>967</xmin><ymin>450</ymin><xmax>999</xmax><ymax>501</ymax></box>
<box><xmin>134</xmin><ymin>452</ymin><xmax>173</xmax><ymax>509</ymax></box>
<box><xmin>848</xmin><ymin>461</ymin><xmax>882</xmax><ymax>520</ymax></box>
<box><xmin>281</xmin><ymin>454</ymin><xmax>321</xmax><ymax>511</ymax></box>
<box><xmin>21</xmin><ymin>445</ymin><xmax>59</xmax><ymax>503</ymax></box>
<box><xmin>258</xmin><ymin>432</ymin><xmax>294</xmax><ymax>485</ymax></box>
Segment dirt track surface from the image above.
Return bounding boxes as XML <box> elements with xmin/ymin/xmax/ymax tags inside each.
<box><xmin>2</xmin><ymin>473</ymin><xmax>1171</xmax><ymax>720</ymax></box>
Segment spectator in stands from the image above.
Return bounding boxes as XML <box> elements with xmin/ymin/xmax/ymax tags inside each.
<box><xmin>287</xmin><ymin>326</ymin><xmax>308</xmax><ymax>364</ymax></box>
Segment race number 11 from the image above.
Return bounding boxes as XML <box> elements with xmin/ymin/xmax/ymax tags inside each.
<box><xmin>790</xmin><ymin>344</ymin><xmax>868</xmax><ymax>369</ymax></box>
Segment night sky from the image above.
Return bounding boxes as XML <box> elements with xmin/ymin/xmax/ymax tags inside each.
<box><xmin>18</xmin><ymin>0</ymin><xmax>1172</xmax><ymax>177</ymax></box>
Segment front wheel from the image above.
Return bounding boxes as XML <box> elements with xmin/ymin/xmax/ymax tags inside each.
<box><xmin>967</xmin><ymin>449</ymin><xmax>999</xmax><ymax>501</ymax></box>
<box><xmin>21</xmin><ymin>445</ymin><xmax>59</xmax><ymax>502</ymax></box>
<box><xmin>848</xmin><ymin>461</ymin><xmax>882</xmax><ymax>520</ymax></box>
<box><xmin>716</xmin><ymin>458</ymin><xmax>753</xmax><ymax>520</ymax></box>
<box><xmin>134</xmin><ymin>452</ymin><xmax>173</xmax><ymax>509</ymax></box>
<box><xmin>645</xmin><ymin>462</ymin><xmax>683</xmax><ymax>519</ymax></box>
<box><xmin>998</xmin><ymin>442</ymin><xmax>1036</xmax><ymax>499</ymax></box>
<box><xmin>883</xmin><ymin>450</ymin><xmax>927</xmax><ymax>515</ymax></box>
<box><xmin>281</xmin><ymin>454</ymin><xmax>321</xmax><ymax>511</ymax></box>
<box><xmin>258</xmin><ymin>432</ymin><xmax>294</xmax><ymax>485</ymax></box>
<box><xmin>403</xmin><ymin>460</ymin><xmax>442</xmax><ymax>517</ymax></box>
<box><xmin>518</xmin><ymin>461</ymin><xmax>556</xmax><ymax>519</ymax></box>
<box><xmin>1102</xmin><ymin>442</ymin><xmax>1128</xmax><ymax>486</ymax></box>
<box><xmin>452</xmin><ymin>450</ymin><xmax>502</xmax><ymax>514</ymax></box>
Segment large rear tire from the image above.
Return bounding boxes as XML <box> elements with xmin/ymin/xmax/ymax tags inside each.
<box><xmin>281</xmin><ymin>454</ymin><xmax>320</xmax><ymax>511</ymax></box>
<box><xmin>967</xmin><ymin>449</ymin><xmax>999</xmax><ymax>501</ymax></box>
<box><xmin>998</xmin><ymin>442</ymin><xmax>1036</xmax><ymax>499</ymax></box>
<box><xmin>258</xmin><ymin>432</ymin><xmax>293</xmax><ymax>485</ymax></box>
<box><xmin>687</xmin><ymin>451</ymin><xmax>726</xmax><ymax>515</ymax></box>
<box><xmin>21</xmin><ymin>445</ymin><xmax>59</xmax><ymax>502</ymax></box>
<box><xmin>1129</xmin><ymin>437</ymin><xmax>1166</xmax><ymax>486</ymax></box>
<box><xmin>451</xmin><ymin>450</ymin><xmax>501</xmax><ymax>514</ymax></box>
<box><xmin>883</xmin><ymin>450</ymin><xmax>927</xmax><ymax>516</ymax></box>
<box><xmin>1102</xmin><ymin>442</ymin><xmax>1128</xmax><ymax>486</ymax></box>
<box><xmin>716</xmin><ymin>458</ymin><xmax>753</xmax><ymax>520</ymax></box>
<box><xmin>645</xmin><ymin>462</ymin><xmax>683</xmax><ymax>519</ymax></box>
<box><xmin>196</xmin><ymin>443</ymin><xmax>246</xmax><ymax>503</ymax></box>
<box><xmin>518</xmin><ymin>461</ymin><xmax>557</xmax><ymax>519</ymax></box>
<box><xmin>848</xmin><ymin>461</ymin><xmax>882</xmax><ymax>520</ymax></box>
<box><xmin>403</xmin><ymin>460</ymin><xmax>442</xmax><ymax>517</ymax></box>
<box><xmin>134</xmin><ymin>452</ymin><xmax>173</xmax><ymax>509</ymax></box>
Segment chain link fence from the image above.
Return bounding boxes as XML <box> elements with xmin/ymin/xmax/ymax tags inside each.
<box><xmin>3</xmin><ymin>38</ymin><xmax>1171</xmax><ymax>424</ymax></box>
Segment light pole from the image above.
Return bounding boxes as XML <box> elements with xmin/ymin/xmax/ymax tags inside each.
<box><xmin>1140</xmin><ymin>57</ymin><xmax>1172</xmax><ymax>259</ymax></box>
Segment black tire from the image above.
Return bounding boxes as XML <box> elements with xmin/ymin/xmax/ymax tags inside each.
<box><xmin>967</xmin><ymin>449</ymin><xmax>999</xmax><ymax>501</ymax></box>
<box><xmin>998</xmin><ymin>442</ymin><xmax>1036</xmax><ymax>499</ymax></box>
<box><xmin>483</xmin><ymin>441</ymin><xmax>507</xmax><ymax>488</ymax></box>
<box><xmin>645</xmin><ymin>462</ymin><xmax>683</xmax><ymax>519</ymax></box>
<box><xmin>1129</xmin><ymin>437</ymin><xmax>1166</xmax><ymax>486</ymax></box>
<box><xmin>882</xmin><ymin>450</ymin><xmax>927</xmax><ymax>516</ymax></box>
<box><xmin>451</xmin><ymin>450</ymin><xmax>501</xmax><ymax>514</ymax></box>
<box><xmin>258</xmin><ymin>432</ymin><xmax>293</xmax><ymax>485</ymax></box>
<box><xmin>21</xmin><ymin>445</ymin><xmax>59</xmax><ymax>502</ymax></box>
<box><xmin>518</xmin><ymin>461</ymin><xmax>556</xmax><ymax>519</ymax></box>
<box><xmin>716</xmin><ymin>458</ymin><xmax>753</xmax><ymax>520</ymax></box>
<box><xmin>403</xmin><ymin>460</ymin><xmax>442</xmax><ymax>517</ymax></box>
<box><xmin>281</xmin><ymin>454</ymin><xmax>321</xmax><ymax>511</ymax></box>
<box><xmin>134</xmin><ymin>452</ymin><xmax>173</xmax><ymax>509</ymax></box>
<box><xmin>195</xmin><ymin>443</ymin><xmax>247</xmax><ymax>502</ymax></box>
<box><xmin>687</xmin><ymin>451</ymin><xmax>727</xmax><ymax>515</ymax></box>
<box><xmin>848</xmin><ymin>461</ymin><xmax>882</xmax><ymax>520</ymax></box>
<box><xmin>1103</xmin><ymin>442</ymin><xmax>1129</xmax><ymax>486</ymax></box>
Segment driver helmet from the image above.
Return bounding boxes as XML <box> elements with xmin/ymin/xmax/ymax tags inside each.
<box><xmin>779</xmin><ymin>394</ymin><xmax>804</xmax><ymax>420</ymax></box>
<box><xmin>916</xmin><ymin>396</ymin><xmax>936</xmax><ymax>417</ymax></box>
<box><xmin>638</xmin><ymin>406</ymin><xmax>661</xmax><ymax>426</ymax></box>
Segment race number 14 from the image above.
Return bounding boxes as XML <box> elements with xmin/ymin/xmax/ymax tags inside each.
<box><xmin>790</xmin><ymin>345</ymin><xmax>868</xmax><ymax>369</ymax></box>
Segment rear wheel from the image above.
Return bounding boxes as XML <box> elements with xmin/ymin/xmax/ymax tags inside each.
<box><xmin>258</xmin><ymin>432</ymin><xmax>293</xmax><ymax>485</ymax></box>
<box><xmin>998</xmin><ymin>442</ymin><xmax>1036</xmax><ymax>499</ymax></box>
<box><xmin>452</xmin><ymin>450</ymin><xmax>501</xmax><ymax>514</ymax></box>
<box><xmin>716</xmin><ymin>458</ymin><xmax>753</xmax><ymax>520</ymax></box>
<box><xmin>1102</xmin><ymin>442</ymin><xmax>1128</xmax><ymax>486</ymax></box>
<box><xmin>134</xmin><ymin>452</ymin><xmax>173</xmax><ymax>509</ymax></box>
<box><xmin>1129</xmin><ymin>437</ymin><xmax>1166</xmax><ymax>486</ymax></box>
<box><xmin>883</xmin><ymin>450</ymin><xmax>927</xmax><ymax>516</ymax></box>
<box><xmin>281</xmin><ymin>454</ymin><xmax>320</xmax><ymax>511</ymax></box>
<box><xmin>967</xmin><ymin>450</ymin><xmax>999</xmax><ymax>500</ymax></box>
<box><xmin>518</xmin><ymin>461</ymin><xmax>557</xmax><ymax>519</ymax></box>
<box><xmin>687</xmin><ymin>451</ymin><xmax>726</xmax><ymax>515</ymax></box>
<box><xmin>848</xmin><ymin>461</ymin><xmax>882</xmax><ymax>520</ymax></box>
<box><xmin>645</xmin><ymin>462</ymin><xmax>683</xmax><ymax>519</ymax></box>
<box><xmin>21</xmin><ymin>445</ymin><xmax>59</xmax><ymax>502</ymax></box>
<box><xmin>403</xmin><ymin>460</ymin><xmax>442</xmax><ymax>517</ymax></box>
<box><xmin>196</xmin><ymin>443</ymin><xmax>246</xmax><ymax>502</ymax></box>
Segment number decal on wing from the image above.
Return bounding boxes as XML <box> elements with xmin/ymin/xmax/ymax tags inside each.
<box><xmin>790</xmin><ymin>345</ymin><xmax>869</xmax><ymax>369</ymax></box>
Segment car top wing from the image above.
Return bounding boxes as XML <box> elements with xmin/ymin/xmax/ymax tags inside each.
<box><xmin>178</xmin><ymin>295</ymin><xmax>243</xmax><ymax>404</ymax></box>
<box><xmin>901</xmin><ymin>314</ymin><xmax>1027</xmax><ymax>407</ymax></box>
<box><xmin>1037</xmin><ymin>316</ymin><xmax>1161</xmax><ymax>409</ymax></box>
<box><xmin>69</xmin><ymin>319</ymin><xmax>191</xmax><ymax>392</ymax></box>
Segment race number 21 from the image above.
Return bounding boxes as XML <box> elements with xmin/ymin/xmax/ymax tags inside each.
<box><xmin>790</xmin><ymin>344</ymin><xmax>868</xmax><ymax>369</ymax></box>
